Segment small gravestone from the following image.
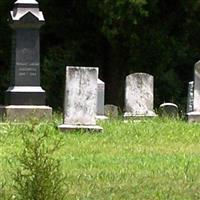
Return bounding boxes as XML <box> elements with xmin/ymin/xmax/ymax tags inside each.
<box><xmin>104</xmin><ymin>104</ymin><xmax>119</xmax><ymax>118</ymax></box>
<box><xmin>124</xmin><ymin>73</ymin><xmax>156</xmax><ymax>118</ymax></box>
<box><xmin>96</xmin><ymin>79</ymin><xmax>107</xmax><ymax>120</ymax></box>
<box><xmin>58</xmin><ymin>67</ymin><xmax>103</xmax><ymax>132</ymax></box>
<box><xmin>187</xmin><ymin>81</ymin><xmax>194</xmax><ymax>113</ymax></box>
<box><xmin>0</xmin><ymin>0</ymin><xmax>52</xmax><ymax>121</ymax></box>
<box><xmin>159</xmin><ymin>103</ymin><xmax>179</xmax><ymax>118</ymax></box>
<box><xmin>187</xmin><ymin>61</ymin><xmax>200</xmax><ymax>122</ymax></box>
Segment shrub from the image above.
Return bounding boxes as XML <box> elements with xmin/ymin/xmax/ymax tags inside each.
<box><xmin>13</xmin><ymin>122</ymin><xmax>65</xmax><ymax>200</ymax></box>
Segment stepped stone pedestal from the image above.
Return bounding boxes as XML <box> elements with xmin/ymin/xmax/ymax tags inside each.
<box><xmin>0</xmin><ymin>105</ymin><xmax>52</xmax><ymax>121</ymax></box>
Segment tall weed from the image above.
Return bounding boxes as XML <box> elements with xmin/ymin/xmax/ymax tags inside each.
<box><xmin>13</xmin><ymin>122</ymin><xmax>65</xmax><ymax>200</ymax></box>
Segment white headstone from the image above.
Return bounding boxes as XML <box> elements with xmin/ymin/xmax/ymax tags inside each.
<box><xmin>187</xmin><ymin>81</ymin><xmax>194</xmax><ymax>113</ymax></box>
<box><xmin>187</xmin><ymin>61</ymin><xmax>200</xmax><ymax>122</ymax></box>
<box><xmin>124</xmin><ymin>73</ymin><xmax>156</xmax><ymax>118</ymax></box>
<box><xmin>96</xmin><ymin>79</ymin><xmax>107</xmax><ymax>120</ymax></box>
<box><xmin>59</xmin><ymin>66</ymin><xmax>103</xmax><ymax>131</ymax></box>
<box><xmin>193</xmin><ymin>61</ymin><xmax>200</xmax><ymax>112</ymax></box>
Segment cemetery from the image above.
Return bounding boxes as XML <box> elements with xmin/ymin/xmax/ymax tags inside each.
<box><xmin>0</xmin><ymin>0</ymin><xmax>200</xmax><ymax>199</ymax></box>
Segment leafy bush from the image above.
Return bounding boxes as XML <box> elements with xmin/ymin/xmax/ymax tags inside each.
<box><xmin>13</xmin><ymin>122</ymin><xmax>66</xmax><ymax>200</ymax></box>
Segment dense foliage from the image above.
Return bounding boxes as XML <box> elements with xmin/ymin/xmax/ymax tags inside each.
<box><xmin>0</xmin><ymin>0</ymin><xmax>200</xmax><ymax>110</ymax></box>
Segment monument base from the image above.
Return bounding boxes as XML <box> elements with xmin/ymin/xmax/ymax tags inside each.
<box><xmin>187</xmin><ymin>112</ymin><xmax>200</xmax><ymax>123</ymax></box>
<box><xmin>124</xmin><ymin>112</ymin><xmax>157</xmax><ymax>119</ymax></box>
<box><xmin>5</xmin><ymin>86</ymin><xmax>45</xmax><ymax>105</ymax></box>
<box><xmin>0</xmin><ymin>105</ymin><xmax>52</xmax><ymax>121</ymax></box>
<box><xmin>96</xmin><ymin>115</ymin><xmax>108</xmax><ymax>120</ymax></box>
<box><xmin>58</xmin><ymin>124</ymin><xmax>103</xmax><ymax>132</ymax></box>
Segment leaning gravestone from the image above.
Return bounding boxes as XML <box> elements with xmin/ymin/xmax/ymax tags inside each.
<box><xmin>58</xmin><ymin>67</ymin><xmax>103</xmax><ymax>132</ymax></box>
<box><xmin>187</xmin><ymin>61</ymin><xmax>200</xmax><ymax>122</ymax></box>
<box><xmin>159</xmin><ymin>103</ymin><xmax>179</xmax><ymax>118</ymax></box>
<box><xmin>0</xmin><ymin>0</ymin><xmax>52</xmax><ymax>120</ymax></box>
<box><xmin>124</xmin><ymin>73</ymin><xmax>156</xmax><ymax>118</ymax></box>
<box><xmin>187</xmin><ymin>81</ymin><xmax>194</xmax><ymax>113</ymax></box>
<box><xmin>96</xmin><ymin>79</ymin><xmax>107</xmax><ymax>120</ymax></box>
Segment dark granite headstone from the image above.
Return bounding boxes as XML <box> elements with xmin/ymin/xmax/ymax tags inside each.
<box><xmin>5</xmin><ymin>0</ymin><xmax>45</xmax><ymax>105</ymax></box>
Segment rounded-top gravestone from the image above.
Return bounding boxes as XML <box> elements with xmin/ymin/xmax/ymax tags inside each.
<box><xmin>104</xmin><ymin>104</ymin><xmax>119</xmax><ymax>118</ymax></box>
<box><xmin>159</xmin><ymin>103</ymin><xmax>179</xmax><ymax>118</ymax></box>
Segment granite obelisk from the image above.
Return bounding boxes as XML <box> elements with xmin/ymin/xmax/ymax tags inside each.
<box><xmin>0</xmin><ymin>0</ymin><xmax>52</xmax><ymax>120</ymax></box>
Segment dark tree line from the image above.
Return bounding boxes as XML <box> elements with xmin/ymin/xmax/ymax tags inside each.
<box><xmin>1</xmin><ymin>0</ymin><xmax>200</xmax><ymax>111</ymax></box>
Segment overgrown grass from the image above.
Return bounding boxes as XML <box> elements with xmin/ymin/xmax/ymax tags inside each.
<box><xmin>0</xmin><ymin>116</ymin><xmax>200</xmax><ymax>199</ymax></box>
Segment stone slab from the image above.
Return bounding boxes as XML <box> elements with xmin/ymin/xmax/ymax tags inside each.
<box><xmin>194</xmin><ymin>61</ymin><xmax>200</xmax><ymax>112</ymax></box>
<box><xmin>124</xmin><ymin>113</ymin><xmax>157</xmax><ymax>119</ymax></box>
<box><xmin>96</xmin><ymin>115</ymin><xmax>108</xmax><ymax>120</ymax></box>
<box><xmin>63</xmin><ymin>67</ymin><xmax>98</xmax><ymax>125</ymax></box>
<box><xmin>187</xmin><ymin>112</ymin><xmax>200</xmax><ymax>123</ymax></box>
<box><xmin>5</xmin><ymin>86</ymin><xmax>45</xmax><ymax>105</ymax></box>
<box><xmin>60</xmin><ymin>66</ymin><xmax>103</xmax><ymax>131</ymax></box>
<box><xmin>58</xmin><ymin>124</ymin><xmax>103</xmax><ymax>132</ymax></box>
<box><xmin>187</xmin><ymin>81</ymin><xmax>194</xmax><ymax>113</ymax></box>
<box><xmin>97</xmin><ymin>79</ymin><xmax>105</xmax><ymax>116</ymax></box>
<box><xmin>124</xmin><ymin>73</ymin><xmax>156</xmax><ymax>117</ymax></box>
<box><xmin>0</xmin><ymin>105</ymin><xmax>52</xmax><ymax>121</ymax></box>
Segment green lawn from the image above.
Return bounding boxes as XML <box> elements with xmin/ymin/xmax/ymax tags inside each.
<box><xmin>1</xmin><ymin>117</ymin><xmax>200</xmax><ymax>199</ymax></box>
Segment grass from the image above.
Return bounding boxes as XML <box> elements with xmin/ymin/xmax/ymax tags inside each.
<box><xmin>0</xmin><ymin>116</ymin><xmax>200</xmax><ymax>199</ymax></box>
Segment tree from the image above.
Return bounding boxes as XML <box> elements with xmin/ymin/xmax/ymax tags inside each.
<box><xmin>87</xmin><ymin>0</ymin><xmax>148</xmax><ymax>107</ymax></box>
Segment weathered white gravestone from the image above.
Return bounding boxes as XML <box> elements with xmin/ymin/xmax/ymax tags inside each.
<box><xmin>96</xmin><ymin>79</ymin><xmax>107</xmax><ymax>120</ymax></box>
<box><xmin>124</xmin><ymin>73</ymin><xmax>156</xmax><ymax>118</ymax></box>
<box><xmin>187</xmin><ymin>81</ymin><xmax>194</xmax><ymax>113</ymax></box>
<box><xmin>159</xmin><ymin>103</ymin><xmax>179</xmax><ymax>118</ymax></box>
<box><xmin>58</xmin><ymin>67</ymin><xmax>103</xmax><ymax>131</ymax></box>
<box><xmin>187</xmin><ymin>61</ymin><xmax>200</xmax><ymax>122</ymax></box>
<box><xmin>0</xmin><ymin>0</ymin><xmax>52</xmax><ymax>121</ymax></box>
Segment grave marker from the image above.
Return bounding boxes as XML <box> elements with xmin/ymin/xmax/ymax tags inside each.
<box><xmin>159</xmin><ymin>103</ymin><xmax>179</xmax><ymax>118</ymax></box>
<box><xmin>124</xmin><ymin>73</ymin><xmax>156</xmax><ymax>118</ymax></box>
<box><xmin>96</xmin><ymin>79</ymin><xmax>107</xmax><ymax>120</ymax></box>
<box><xmin>187</xmin><ymin>81</ymin><xmax>194</xmax><ymax>113</ymax></box>
<box><xmin>187</xmin><ymin>61</ymin><xmax>200</xmax><ymax>122</ymax></box>
<box><xmin>0</xmin><ymin>0</ymin><xmax>52</xmax><ymax>121</ymax></box>
<box><xmin>59</xmin><ymin>67</ymin><xmax>103</xmax><ymax>132</ymax></box>
<box><xmin>104</xmin><ymin>104</ymin><xmax>119</xmax><ymax>118</ymax></box>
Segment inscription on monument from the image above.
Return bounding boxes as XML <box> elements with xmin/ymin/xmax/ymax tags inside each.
<box><xmin>18</xmin><ymin>65</ymin><xmax>38</xmax><ymax>77</ymax></box>
<box><xmin>13</xmin><ymin>29</ymin><xmax>40</xmax><ymax>86</ymax></box>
